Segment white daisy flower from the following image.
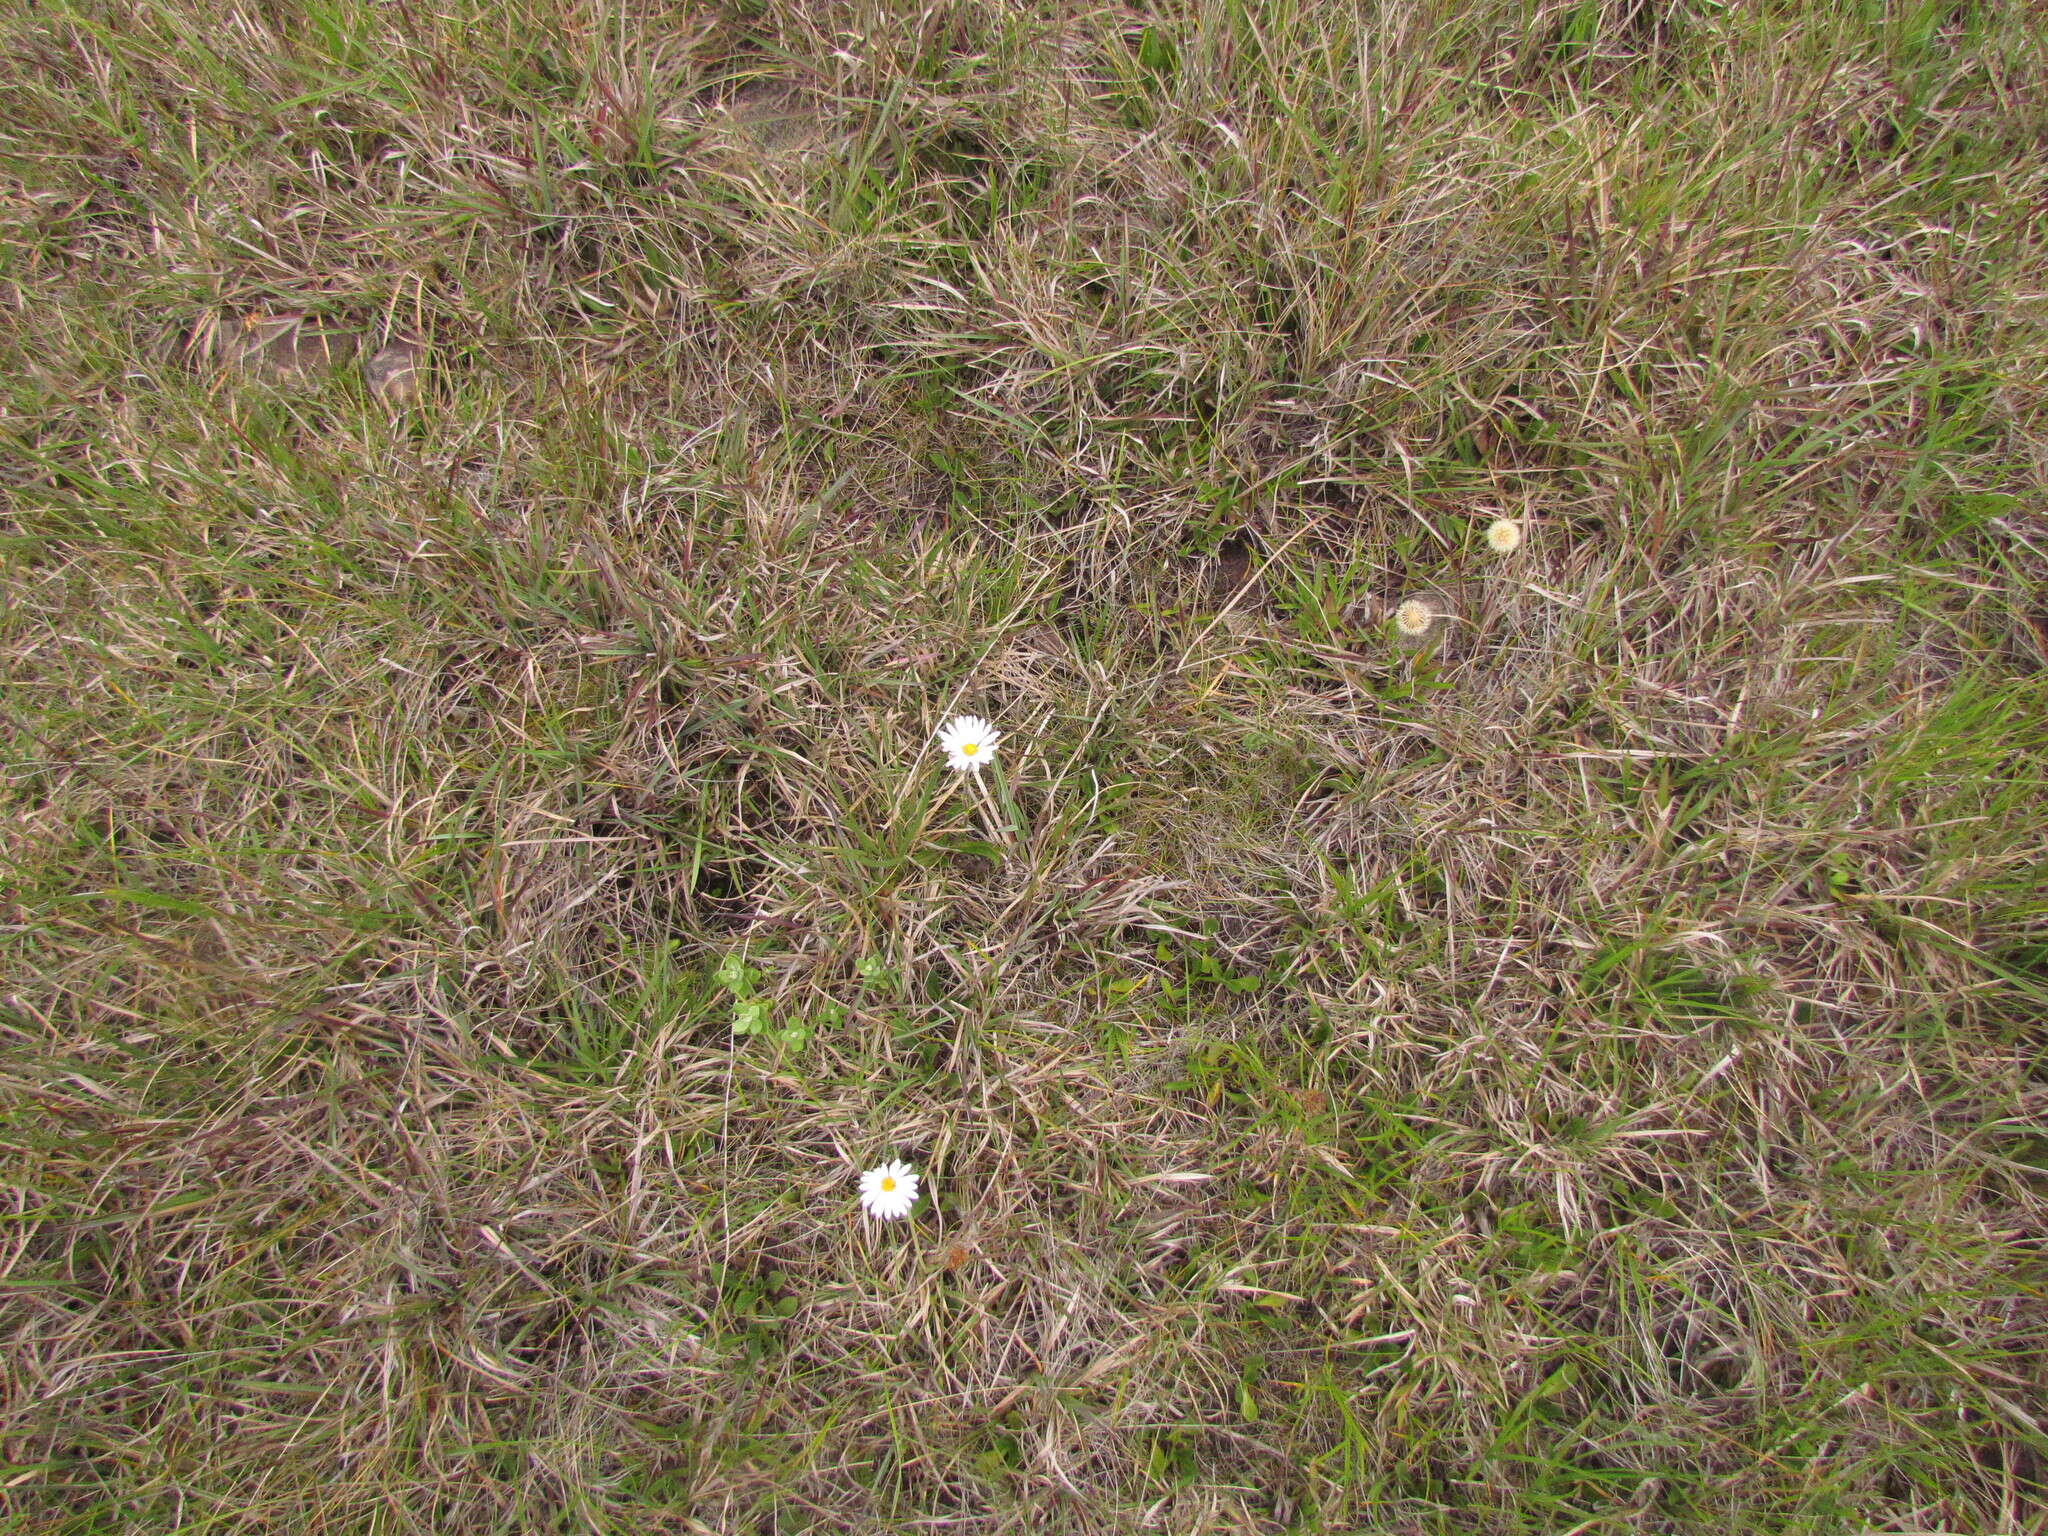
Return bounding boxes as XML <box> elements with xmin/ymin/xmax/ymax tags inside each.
<box><xmin>1485</xmin><ymin>517</ymin><xmax>1524</xmax><ymax>554</ymax></box>
<box><xmin>1393</xmin><ymin>598</ymin><xmax>1435</xmax><ymax>637</ymax></box>
<box><xmin>936</xmin><ymin>714</ymin><xmax>999</xmax><ymax>773</ymax></box>
<box><xmin>858</xmin><ymin>1160</ymin><xmax>919</xmax><ymax>1221</ymax></box>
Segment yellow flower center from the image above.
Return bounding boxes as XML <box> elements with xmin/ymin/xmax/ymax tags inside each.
<box><xmin>879</xmin><ymin>1177</ymin><xmax>896</xmax><ymax>1192</ymax></box>
<box><xmin>961</xmin><ymin>742</ymin><xmax>977</xmax><ymax>755</ymax></box>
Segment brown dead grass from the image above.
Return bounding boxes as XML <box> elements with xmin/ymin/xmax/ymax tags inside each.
<box><xmin>3</xmin><ymin>0</ymin><xmax>2048</xmax><ymax>1531</ymax></box>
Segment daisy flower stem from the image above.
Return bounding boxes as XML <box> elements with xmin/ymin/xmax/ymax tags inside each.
<box><xmin>973</xmin><ymin>766</ymin><xmax>1017</xmax><ymax>846</ymax></box>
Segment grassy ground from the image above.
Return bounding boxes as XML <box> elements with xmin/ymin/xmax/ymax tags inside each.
<box><xmin>4</xmin><ymin>0</ymin><xmax>2048</xmax><ymax>1530</ymax></box>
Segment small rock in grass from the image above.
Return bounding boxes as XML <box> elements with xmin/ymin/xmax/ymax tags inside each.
<box><xmin>362</xmin><ymin>339</ymin><xmax>424</xmax><ymax>406</ymax></box>
<box><xmin>216</xmin><ymin>311</ymin><xmax>360</xmax><ymax>381</ymax></box>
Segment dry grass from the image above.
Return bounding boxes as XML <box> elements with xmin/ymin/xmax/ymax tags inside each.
<box><xmin>4</xmin><ymin>0</ymin><xmax>2048</xmax><ymax>1531</ymax></box>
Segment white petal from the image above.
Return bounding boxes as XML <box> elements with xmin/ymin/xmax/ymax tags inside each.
<box><xmin>857</xmin><ymin>1162</ymin><xmax>920</xmax><ymax>1220</ymax></box>
<box><xmin>937</xmin><ymin>716</ymin><xmax>997</xmax><ymax>753</ymax></box>
<box><xmin>868</xmin><ymin>1181</ymin><xmax>917</xmax><ymax>1220</ymax></box>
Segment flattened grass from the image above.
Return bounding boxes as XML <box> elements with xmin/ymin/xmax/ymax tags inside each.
<box><xmin>3</xmin><ymin>0</ymin><xmax>2047</xmax><ymax>1530</ymax></box>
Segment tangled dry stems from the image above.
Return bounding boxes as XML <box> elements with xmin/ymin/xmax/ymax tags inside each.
<box><xmin>3</xmin><ymin>0</ymin><xmax>2047</xmax><ymax>1531</ymax></box>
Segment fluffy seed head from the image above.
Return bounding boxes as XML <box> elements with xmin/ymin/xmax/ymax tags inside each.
<box><xmin>1394</xmin><ymin>599</ymin><xmax>1434</xmax><ymax>637</ymax></box>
